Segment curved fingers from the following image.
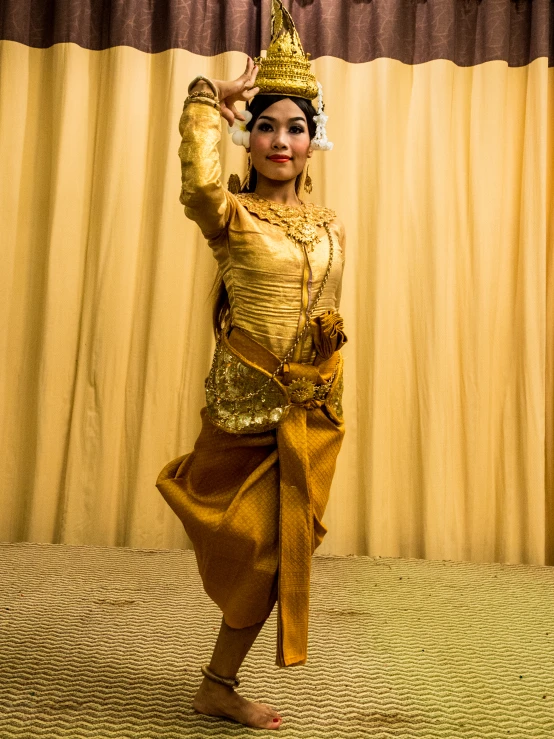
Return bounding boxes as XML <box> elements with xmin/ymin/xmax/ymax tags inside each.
<box><xmin>219</xmin><ymin>99</ymin><xmax>235</xmax><ymax>126</ymax></box>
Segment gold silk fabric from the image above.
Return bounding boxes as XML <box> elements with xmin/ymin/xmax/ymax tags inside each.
<box><xmin>177</xmin><ymin>102</ymin><xmax>345</xmax><ymax>363</ymax></box>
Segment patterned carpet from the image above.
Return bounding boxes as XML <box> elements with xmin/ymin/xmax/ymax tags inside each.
<box><xmin>0</xmin><ymin>542</ymin><xmax>553</xmax><ymax>738</ymax></box>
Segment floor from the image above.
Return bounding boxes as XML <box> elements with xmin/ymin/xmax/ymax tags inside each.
<box><xmin>1</xmin><ymin>541</ymin><xmax>553</xmax><ymax>738</ymax></box>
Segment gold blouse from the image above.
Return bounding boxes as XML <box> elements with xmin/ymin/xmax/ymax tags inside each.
<box><xmin>178</xmin><ymin>101</ymin><xmax>346</xmax><ymax>363</ymax></box>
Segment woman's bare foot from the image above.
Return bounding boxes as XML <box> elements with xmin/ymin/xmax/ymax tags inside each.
<box><xmin>193</xmin><ymin>677</ymin><xmax>282</xmax><ymax>729</ymax></box>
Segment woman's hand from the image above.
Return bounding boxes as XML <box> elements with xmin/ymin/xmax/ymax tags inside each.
<box><xmin>192</xmin><ymin>58</ymin><xmax>260</xmax><ymax>126</ymax></box>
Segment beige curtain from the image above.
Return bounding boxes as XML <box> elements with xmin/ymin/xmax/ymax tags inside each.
<box><xmin>1</xmin><ymin>40</ymin><xmax>553</xmax><ymax>564</ymax></box>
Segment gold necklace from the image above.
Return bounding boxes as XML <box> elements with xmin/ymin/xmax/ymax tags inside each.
<box><xmin>237</xmin><ymin>192</ymin><xmax>336</xmax><ymax>252</ymax></box>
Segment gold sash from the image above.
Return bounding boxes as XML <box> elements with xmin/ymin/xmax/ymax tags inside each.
<box><xmin>228</xmin><ymin>328</ymin><xmax>344</xmax><ymax>666</ymax></box>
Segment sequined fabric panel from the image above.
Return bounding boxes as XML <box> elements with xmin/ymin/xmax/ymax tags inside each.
<box><xmin>206</xmin><ymin>348</ymin><xmax>288</xmax><ymax>434</ymax></box>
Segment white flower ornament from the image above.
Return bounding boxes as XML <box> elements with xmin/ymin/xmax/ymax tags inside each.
<box><xmin>311</xmin><ymin>82</ymin><xmax>333</xmax><ymax>151</ymax></box>
<box><xmin>228</xmin><ymin>110</ymin><xmax>252</xmax><ymax>148</ymax></box>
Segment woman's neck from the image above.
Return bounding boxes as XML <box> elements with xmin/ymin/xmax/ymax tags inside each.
<box><xmin>254</xmin><ymin>175</ymin><xmax>303</xmax><ymax>207</ymax></box>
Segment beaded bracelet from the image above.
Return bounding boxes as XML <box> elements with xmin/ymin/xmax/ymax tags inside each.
<box><xmin>188</xmin><ymin>90</ymin><xmax>217</xmax><ymax>101</ymax></box>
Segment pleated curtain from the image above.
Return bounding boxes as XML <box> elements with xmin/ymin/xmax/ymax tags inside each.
<box><xmin>1</xmin><ymin>0</ymin><xmax>553</xmax><ymax>565</ymax></box>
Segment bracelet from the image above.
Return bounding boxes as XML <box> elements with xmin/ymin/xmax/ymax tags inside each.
<box><xmin>183</xmin><ymin>96</ymin><xmax>220</xmax><ymax>111</ymax></box>
<box><xmin>188</xmin><ymin>90</ymin><xmax>217</xmax><ymax>101</ymax></box>
<box><xmin>200</xmin><ymin>663</ymin><xmax>240</xmax><ymax>689</ymax></box>
<box><xmin>188</xmin><ymin>75</ymin><xmax>219</xmax><ymax>99</ymax></box>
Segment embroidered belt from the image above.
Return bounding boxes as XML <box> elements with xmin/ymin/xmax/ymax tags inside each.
<box><xmin>205</xmin><ymin>326</ymin><xmax>344</xmax><ymax>434</ymax></box>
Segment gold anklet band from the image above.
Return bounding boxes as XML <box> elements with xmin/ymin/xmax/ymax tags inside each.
<box><xmin>201</xmin><ymin>663</ymin><xmax>240</xmax><ymax>689</ymax></box>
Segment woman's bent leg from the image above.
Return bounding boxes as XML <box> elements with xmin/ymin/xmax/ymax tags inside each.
<box><xmin>209</xmin><ymin>616</ymin><xmax>266</xmax><ymax>678</ymax></box>
<box><xmin>193</xmin><ymin>616</ymin><xmax>283</xmax><ymax>730</ymax></box>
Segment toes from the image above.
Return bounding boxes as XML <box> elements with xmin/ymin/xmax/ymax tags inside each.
<box><xmin>248</xmin><ymin>705</ymin><xmax>282</xmax><ymax>730</ymax></box>
<box><xmin>264</xmin><ymin>708</ymin><xmax>282</xmax><ymax>728</ymax></box>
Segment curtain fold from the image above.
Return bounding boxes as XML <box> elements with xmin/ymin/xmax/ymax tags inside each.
<box><xmin>1</xmin><ymin>0</ymin><xmax>553</xmax><ymax>565</ymax></box>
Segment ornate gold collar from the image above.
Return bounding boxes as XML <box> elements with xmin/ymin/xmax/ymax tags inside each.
<box><xmin>236</xmin><ymin>192</ymin><xmax>336</xmax><ymax>252</ymax></box>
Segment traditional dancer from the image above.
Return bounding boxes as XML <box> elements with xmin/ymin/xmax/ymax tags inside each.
<box><xmin>156</xmin><ymin>0</ymin><xmax>347</xmax><ymax>729</ymax></box>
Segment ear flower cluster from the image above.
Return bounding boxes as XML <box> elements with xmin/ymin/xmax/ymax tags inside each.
<box><xmin>310</xmin><ymin>82</ymin><xmax>333</xmax><ymax>151</ymax></box>
<box><xmin>228</xmin><ymin>110</ymin><xmax>252</xmax><ymax>147</ymax></box>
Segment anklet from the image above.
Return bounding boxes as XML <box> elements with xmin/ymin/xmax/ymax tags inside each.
<box><xmin>201</xmin><ymin>663</ymin><xmax>241</xmax><ymax>689</ymax></box>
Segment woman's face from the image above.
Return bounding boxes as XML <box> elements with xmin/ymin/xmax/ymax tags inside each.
<box><xmin>248</xmin><ymin>98</ymin><xmax>312</xmax><ymax>183</ymax></box>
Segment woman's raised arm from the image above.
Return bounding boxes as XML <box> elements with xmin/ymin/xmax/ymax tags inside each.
<box><xmin>178</xmin><ymin>60</ymin><xmax>259</xmax><ymax>241</ymax></box>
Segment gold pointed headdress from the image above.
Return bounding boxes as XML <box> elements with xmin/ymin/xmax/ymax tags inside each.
<box><xmin>253</xmin><ymin>0</ymin><xmax>318</xmax><ymax>100</ymax></box>
<box><xmin>250</xmin><ymin>0</ymin><xmax>333</xmax><ymax>151</ymax></box>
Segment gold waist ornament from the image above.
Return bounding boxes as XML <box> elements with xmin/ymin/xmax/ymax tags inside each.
<box><xmin>205</xmin><ymin>327</ymin><xmax>344</xmax><ymax>434</ymax></box>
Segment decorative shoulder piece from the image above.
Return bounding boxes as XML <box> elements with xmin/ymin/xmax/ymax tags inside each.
<box><xmin>236</xmin><ymin>193</ymin><xmax>335</xmax><ymax>252</ymax></box>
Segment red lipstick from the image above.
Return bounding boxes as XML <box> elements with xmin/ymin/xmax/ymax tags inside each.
<box><xmin>268</xmin><ymin>155</ymin><xmax>291</xmax><ymax>162</ymax></box>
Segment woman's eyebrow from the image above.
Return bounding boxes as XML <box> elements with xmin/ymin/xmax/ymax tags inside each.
<box><xmin>257</xmin><ymin>115</ymin><xmax>306</xmax><ymax>123</ymax></box>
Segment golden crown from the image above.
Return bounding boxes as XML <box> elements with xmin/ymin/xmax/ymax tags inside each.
<box><xmin>253</xmin><ymin>0</ymin><xmax>319</xmax><ymax>100</ymax></box>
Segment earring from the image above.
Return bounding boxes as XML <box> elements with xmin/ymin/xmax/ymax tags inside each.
<box><xmin>231</xmin><ymin>155</ymin><xmax>252</xmax><ymax>193</ymax></box>
<box><xmin>304</xmin><ymin>164</ymin><xmax>313</xmax><ymax>194</ymax></box>
<box><xmin>227</xmin><ymin>173</ymin><xmax>241</xmax><ymax>194</ymax></box>
<box><xmin>246</xmin><ymin>154</ymin><xmax>253</xmax><ymax>190</ymax></box>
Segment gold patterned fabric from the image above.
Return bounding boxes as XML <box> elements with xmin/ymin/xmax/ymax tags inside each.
<box><xmin>157</xmin><ymin>328</ymin><xmax>346</xmax><ymax>666</ymax></box>
<box><xmin>156</xmin><ymin>97</ymin><xmax>347</xmax><ymax>667</ymax></box>
<box><xmin>177</xmin><ymin>102</ymin><xmax>345</xmax><ymax>363</ymax></box>
<box><xmin>156</xmin><ymin>399</ymin><xmax>345</xmax><ymax>667</ymax></box>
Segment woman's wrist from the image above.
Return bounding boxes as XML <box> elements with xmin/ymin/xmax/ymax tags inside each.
<box><xmin>188</xmin><ymin>75</ymin><xmax>219</xmax><ymax>99</ymax></box>
<box><xmin>184</xmin><ymin>76</ymin><xmax>221</xmax><ymax>112</ymax></box>
<box><xmin>183</xmin><ymin>95</ymin><xmax>220</xmax><ymax>112</ymax></box>
<box><xmin>190</xmin><ymin>81</ymin><xmax>213</xmax><ymax>95</ymax></box>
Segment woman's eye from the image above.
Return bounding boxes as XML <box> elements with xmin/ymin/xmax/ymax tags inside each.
<box><xmin>257</xmin><ymin>123</ymin><xmax>305</xmax><ymax>133</ymax></box>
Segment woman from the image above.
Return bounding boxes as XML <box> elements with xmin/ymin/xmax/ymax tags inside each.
<box><xmin>156</xmin><ymin>19</ymin><xmax>347</xmax><ymax>730</ymax></box>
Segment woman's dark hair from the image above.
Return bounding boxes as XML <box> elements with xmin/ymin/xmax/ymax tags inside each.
<box><xmin>212</xmin><ymin>95</ymin><xmax>317</xmax><ymax>337</ymax></box>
